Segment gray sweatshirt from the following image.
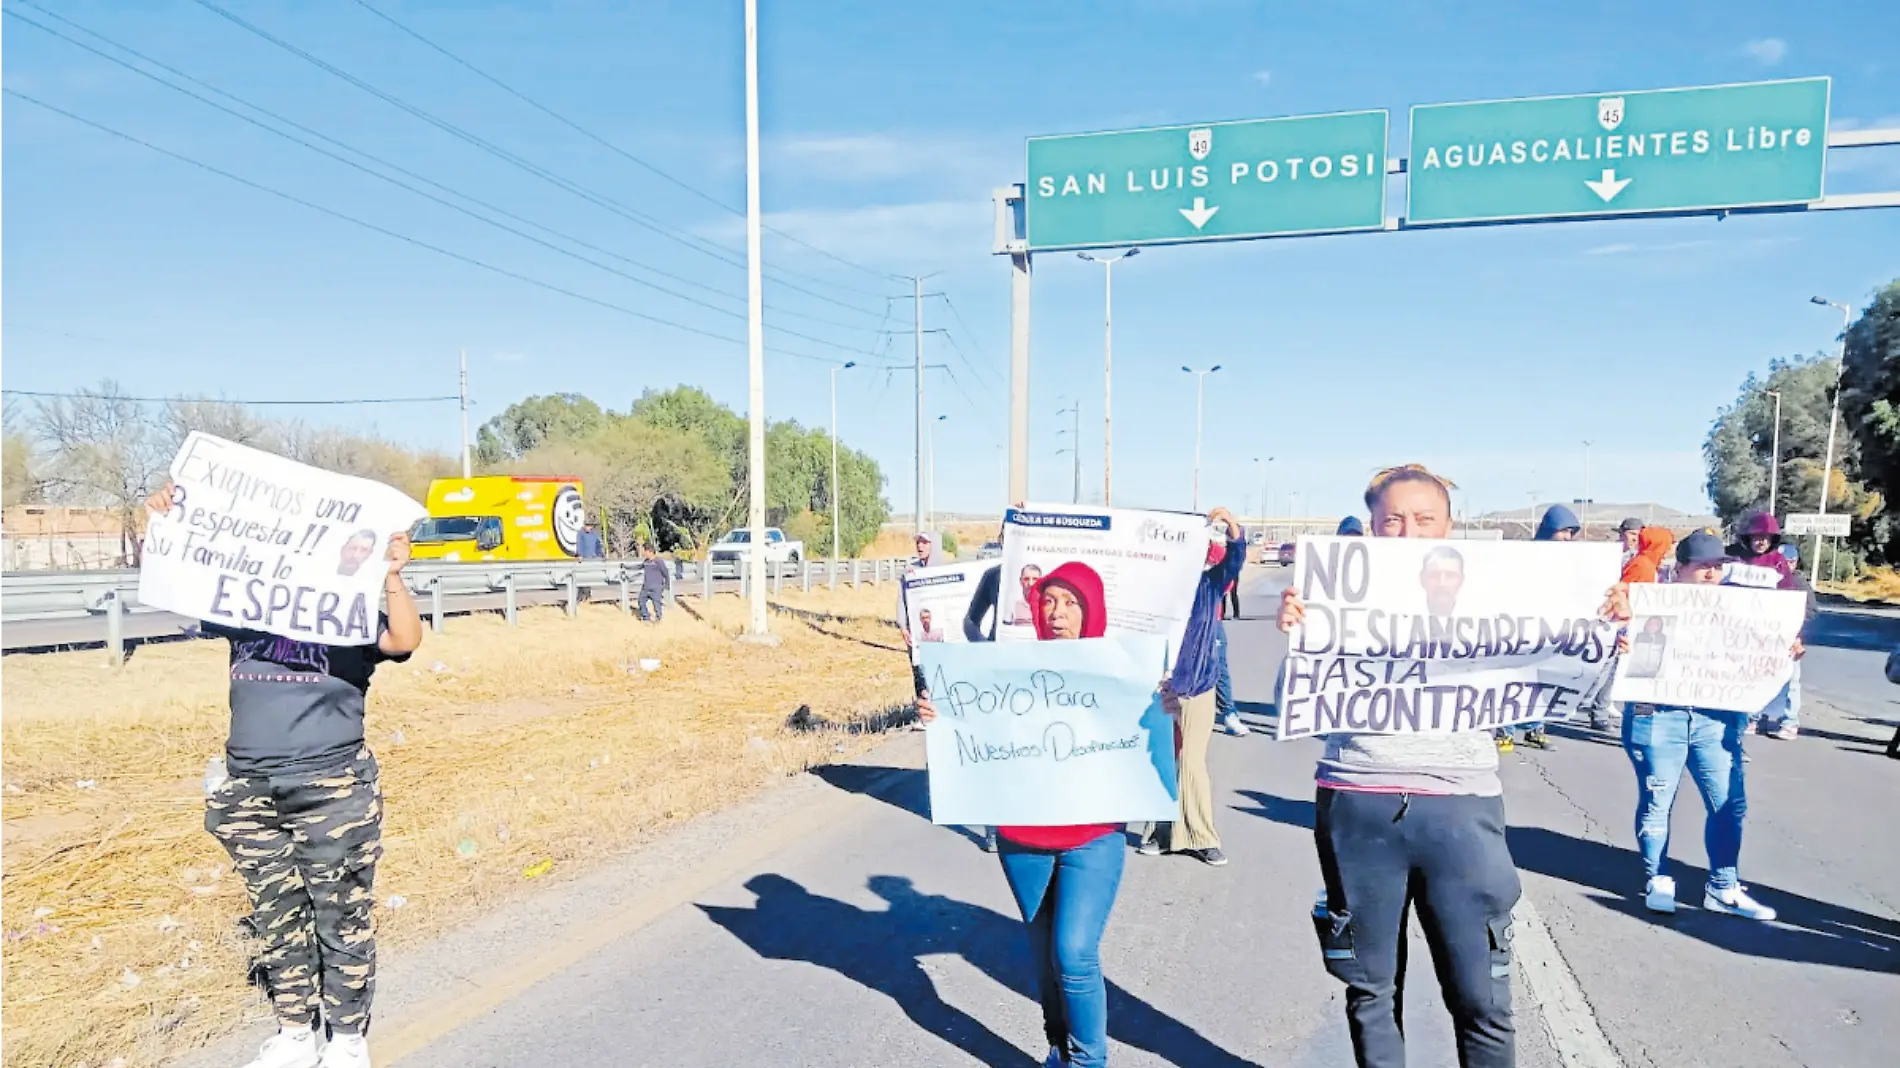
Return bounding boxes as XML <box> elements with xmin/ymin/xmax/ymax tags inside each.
<box><xmin>1315</xmin><ymin>732</ymin><xmax>1502</xmax><ymax>796</ymax></box>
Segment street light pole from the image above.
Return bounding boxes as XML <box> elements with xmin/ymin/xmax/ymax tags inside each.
<box><xmin>1581</xmin><ymin>440</ymin><xmax>1593</xmax><ymax>539</ymax></box>
<box><xmin>1765</xmin><ymin>388</ymin><xmax>1782</xmax><ymax>516</ymax></box>
<box><xmin>829</xmin><ymin>361</ymin><xmax>856</xmax><ymax>565</ymax></box>
<box><xmin>1182</xmin><ymin>364</ymin><xmax>1222</xmax><ymax>512</ymax></box>
<box><xmin>927</xmin><ymin>414</ymin><xmax>948</xmax><ymax>530</ymax></box>
<box><xmin>1079</xmin><ymin>248</ymin><xmax>1139</xmax><ymax>505</ymax></box>
<box><xmin>741</xmin><ymin>0</ymin><xmax>768</xmax><ymax>637</ymax></box>
<box><xmin>1807</xmin><ymin>296</ymin><xmax>1853</xmax><ymax>585</ymax></box>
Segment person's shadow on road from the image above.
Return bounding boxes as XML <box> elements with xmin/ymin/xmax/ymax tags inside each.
<box><xmin>699</xmin><ymin>873</ymin><xmax>1257</xmax><ymax>1067</ymax></box>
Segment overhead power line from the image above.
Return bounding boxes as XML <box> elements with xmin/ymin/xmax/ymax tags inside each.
<box><xmin>186</xmin><ymin>0</ymin><xmax>888</xmax><ymax>319</ymax></box>
<box><xmin>4</xmin><ymin>5</ymin><xmax>886</xmax><ymax>356</ymax></box>
<box><xmin>936</xmin><ymin>293</ymin><xmax>1004</xmax><ymax>389</ymax></box>
<box><xmin>347</xmin><ymin>0</ymin><xmax>899</xmax><ymax>291</ymax></box>
<box><xmin>4</xmin><ymin>388</ymin><xmax>458</xmax><ymax>406</ymax></box>
<box><xmin>4</xmin><ymin>89</ymin><xmax>904</xmax><ymax>369</ymax></box>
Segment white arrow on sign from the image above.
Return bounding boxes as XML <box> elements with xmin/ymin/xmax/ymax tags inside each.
<box><xmin>1584</xmin><ymin>168</ymin><xmax>1632</xmax><ymax>203</ymax></box>
<box><xmin>1179</xmin><ymin>196</ymin><xmax>1220</xmax><ymax>230</ymax></box>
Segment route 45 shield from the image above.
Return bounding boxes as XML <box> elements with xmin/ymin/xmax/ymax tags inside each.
<box><xmin>1187</xmin><ymin>127</ymin><xmax>1212</xmax><ymax>161</ymax></box>
<box><xmin>1597</xmin><ymin>97</ymin><xmax>1625</xmax><ymax>131</ymax></box>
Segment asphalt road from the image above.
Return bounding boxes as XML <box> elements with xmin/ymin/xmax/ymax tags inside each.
<box><xmin>176</xmin><ymin>566</ymin><xmax>1899</xmax><ymax>1068</ymax></box>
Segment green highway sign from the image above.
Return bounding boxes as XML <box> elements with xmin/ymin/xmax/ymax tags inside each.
<box><xmin>1025</xmin><ymin>111</ymin><xmax>1389</xmax><ymax>250</ymax></box>
<box><xmin>1406</xmin><ymin>77</ymin><xmax>1830</xmax><ymax>225</ymax></box>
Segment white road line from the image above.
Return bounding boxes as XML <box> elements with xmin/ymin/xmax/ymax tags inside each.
<box><xmin>1514</xmin><ymin>893</ymin><xmax>1626</xmax><ymax>1068</ymax></box>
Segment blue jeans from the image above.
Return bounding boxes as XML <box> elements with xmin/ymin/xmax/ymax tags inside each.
<box><xmin>1214</xmin><ymin>622</ymin><xmax>1234</xmax><ymax>719</ymax></box>
<box><xmin>1754</xmin><ymin>663</ymin><xmax>1802</xmax><ymax>730</ymax></box>
<box><xmin>1621</xmin><ymin>706</ymin><xmax>1748</xmax><ymax>891</ymax></box>
<box><xmin>998</xmin><ymin>832</ymin><xmax>1125</xmax><ymax>1067</ymax></box>
<box><xmin>638</xmin><ymin>589</ymin><xmax>664</xmax><ymax>621</ymax></box>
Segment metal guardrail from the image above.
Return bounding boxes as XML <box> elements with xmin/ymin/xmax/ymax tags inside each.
<box><xmin>1</xmin><ymin>556</ymin><xmax>909</xmax><ymax>661</ymax></box>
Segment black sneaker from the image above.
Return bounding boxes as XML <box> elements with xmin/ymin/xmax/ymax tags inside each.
<box><xmin>1523</xmin><ymin>730</ymin><xmax>1556</xmax><ymax>751</ymax></box>
<box><xmin>1191</xmin><ymin>848</ymin><xmax>1229</xmax><ymax>867</ymax></box>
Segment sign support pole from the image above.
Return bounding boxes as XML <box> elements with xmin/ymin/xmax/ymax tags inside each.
<box><xmin>995</xmin><ymin>185</ymin><xmax>1031</xmax><ymax>508</ymax></box>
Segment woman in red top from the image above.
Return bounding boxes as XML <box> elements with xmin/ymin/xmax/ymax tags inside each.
<box><xmin>918</xmin><ymin>560</ymin><xmax>1125</xmax><ymax>1067</ymax></box>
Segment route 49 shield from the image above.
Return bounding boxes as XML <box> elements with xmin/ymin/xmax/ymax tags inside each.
<box><xmin>1187</xmin><ymin>127</ymin><xmax>1212</xmax><ymax>161</ymax></box>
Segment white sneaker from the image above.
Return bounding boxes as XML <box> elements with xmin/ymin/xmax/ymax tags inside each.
<box><xmin>318</xmin><ymin>1033</ymin><xmax>371</xmax><ymax>1068</ymax></box>
<box><xmin>1704</xmin><ymin>885</ymin><xmax>1777</xmax><ymax>921</ymax></box>
<box><xmin>1221</xmin><ymin>712</ymin><xmax>1250</xmax><ymax>737</ymax></box>
<box><xmin>241</xmin><ymin>1030</ymin><xmax>321</xmax><ymax>1068</ymax></box>
<box><xmin>1643</xmin><ymin>875</ymin><xmax>1677</xmax><ymax>914</ymax></box>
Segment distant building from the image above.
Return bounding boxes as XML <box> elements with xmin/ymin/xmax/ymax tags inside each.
<box><xmin>1473</xmin><ymin>502</ymin><xmax>1719</xmax><ymax>541</ymax></box>
<box><xmin>3</xmin><ymin>505</ymin><xmax>143</xmax><ymax>570</ymax></box>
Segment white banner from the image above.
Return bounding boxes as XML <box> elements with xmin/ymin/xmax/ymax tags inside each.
<box><xmin>1278</xmin><ymin>536</ymin><xmax>1622</xmax><ymax>739</ymax></box>
<box><xmin>139</xmin><ymin>432</ymin><xmax>427</xmax><ymax>645</ymax></box>
<box><xmin>1611</xmin><ymin>583</ymin><xmax>1805</xmax><ymax>713</ymax></box>
<box><xmin>901</xmin><ymin>560</ymin><xmax>988</xmax><ymax>651</ymax></box>
<box><xmin>921</xmin><ymin>635</ymin><xmax>1179</xmax><ymax>826</ymax></box>
<box><xmin>996</xmin><ymin>503</ymin><xmax>1210</xmax><ymax>656</ymax></box>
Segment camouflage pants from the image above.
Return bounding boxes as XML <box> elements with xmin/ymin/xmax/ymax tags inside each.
<box><xmin>207</xmin><ymin>749</ymin><xmax>382</xmax><ymax>1035</ymax></box>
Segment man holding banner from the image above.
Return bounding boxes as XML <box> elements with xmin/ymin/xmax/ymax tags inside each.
<box><xmin>140</xmin><ymin>434</ymin><xmax>426</xmax><ymax>1068</ymax></box>
<box><xmin>1277</xmin><ymin>464</ymin><xmax>1628</xmax><ymax>1068</ymax></box>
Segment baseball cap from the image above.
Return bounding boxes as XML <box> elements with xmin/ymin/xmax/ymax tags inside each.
<box><xmin>1617</xmin><ymin>517</ymin><xmax>1643</xmax><ymax>533</ymax></box>
<box><xmin>1676</xmin><ymin>531</ymin><xmax>1731</xmax><ymax>567</ymax></box>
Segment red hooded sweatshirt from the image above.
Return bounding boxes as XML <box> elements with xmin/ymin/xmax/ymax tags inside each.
<box><xmin>1620</xmin><ymin>528</ymin><xmax>1674</xmax><ymax>585</ymax></box>
<box><xmin>1000</xmin><ymin>562</ymin><xmax>1120</xmax><ymax>851</ymax></box>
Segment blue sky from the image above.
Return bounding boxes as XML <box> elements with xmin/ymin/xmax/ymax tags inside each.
<box><xmin>5</xmin><ymin>0</ymin><xmax>1898</xmax><ymax>521</ymax></box>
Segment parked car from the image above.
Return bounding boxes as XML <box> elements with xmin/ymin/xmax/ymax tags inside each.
<box><xmin>1277</xmin><ymin>542</ymin><xmax>1296</xmax><ymax>567</ymax></box>
<box><xmin>709</xmin><ymin>527</ymin><xmax>804</xmax><ymax>565</ymax></box>
<box><xmin>978</xmin><ymin>539</ymin><xmax>1004</xmax><ymax>560</ymax></box>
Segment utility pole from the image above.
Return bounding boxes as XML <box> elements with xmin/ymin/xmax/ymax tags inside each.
<box><xmin>458</xmin><ymin>348</ymin><xmax>472</xmax><ymax>478</ymax></box>
<box><xmin>741</xmin><ymin>0</ymin><xmax>769</xmax><ymax>638</ymax></box>
<box><xmin>912</xmin><ymin>274</ymin><xmax>926</xmax><ymax>533</ymax></box>
<box><xmin>1056</xmin><ymin>400</ymin><xmax>1081</xmax><ymax>503</ymax></box>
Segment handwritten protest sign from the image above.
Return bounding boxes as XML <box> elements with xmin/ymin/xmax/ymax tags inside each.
<box><xmin>1277</xmin><ymin>536</ymin><xmax>1621</xmax><ymax>740</ymax></box>
<box><xmin>900</xmin><ymin>561</ymin><xmax>987</xmax><ymax>657</ymax></box>
<box><xmin>921</xmin><ymin>635</ymin><xmax>1179</xmax><ymax>826</ymax></box>
<box><xmin>996</xmin><ymin>503</ymin><xmax>1209</xmax><ymax>656</ymax></box>
<box><xmin>1610</xmin><ymin>583</ymin><xmax>1804</xmax><ymax>713</ymax></box>
<box><xmin>139</xmin><ymin>432</ymin><xmax>427</xmax><ymax>645</ymax></box>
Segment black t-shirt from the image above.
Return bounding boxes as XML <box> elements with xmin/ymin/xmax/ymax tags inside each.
<box><xmin>205</xmin><ymin>620</ymin><xmax>408</xmax><ymax>777</ymax></box>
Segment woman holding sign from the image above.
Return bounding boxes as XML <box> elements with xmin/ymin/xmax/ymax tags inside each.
<box><xmin>146</xmin><ymin>484</ymin><xmax>422</xmax><ymax>1068</ymax></box>
<box><xmin>1617</xmin><ymin>531</ymin><xmax>1801</xmax><ymax>920</ymax></box>
<box><xmin>1279</xmin><ymin>465</ymin><xmax>1544</xmax><ymax>1068</ymax></box>
<box><xmin>917</xmin><ymin>561</ymin><xmax>1125</xmax><ymax>1068</ymax></box>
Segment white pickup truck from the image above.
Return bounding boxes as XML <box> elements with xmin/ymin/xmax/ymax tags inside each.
<box><xmin>709</xmin><ymin>527</ymin><xmax>804</xmax><ymax>566</ymax></box>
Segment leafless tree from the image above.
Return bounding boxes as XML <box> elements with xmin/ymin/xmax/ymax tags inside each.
<box><xmin>31</xmin><ymin>381</ymin><xmax>173</xmax><ymax>560</ymax></box>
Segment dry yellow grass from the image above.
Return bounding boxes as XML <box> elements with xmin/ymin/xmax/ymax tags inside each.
<box><xmin>0</xmin><ymin>589</ymin><xmax>912</xmax><ymax>1068</ymax></box>
<box><xmin>1819</xmin><ymin>565</ymin><xmax>1900</xmax><ymax>605</ymax></box>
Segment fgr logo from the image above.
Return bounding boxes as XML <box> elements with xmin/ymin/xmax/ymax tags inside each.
<box><xmin>1137</xmin><ymin>519</ymin><xmax>1191</xmax><ymax>544</ymax></box>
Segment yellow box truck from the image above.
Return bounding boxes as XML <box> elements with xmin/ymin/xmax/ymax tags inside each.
<box><xmin>408</xmin><ymin>475</ymin><xmax>587</xmax><ymax>562</ymax></box>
